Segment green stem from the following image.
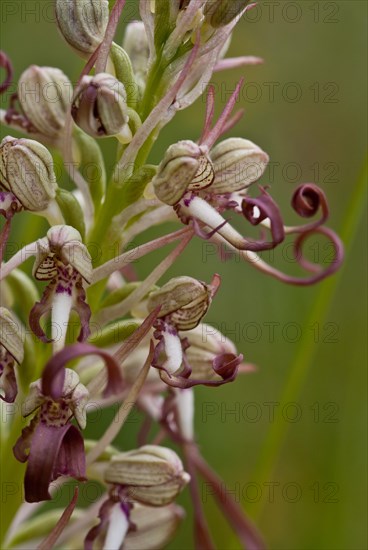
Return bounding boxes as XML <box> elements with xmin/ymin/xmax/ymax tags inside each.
<box><xmin>248</xmin><ymin>159</ymin><xmax>368</xmax><ymax>520</ymax></box>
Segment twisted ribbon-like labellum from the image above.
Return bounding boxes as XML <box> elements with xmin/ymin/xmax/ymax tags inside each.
<box><xmin>41</xmin><ymin>343</ymin><xmax>124</xmax><ymax>399</ymax></box>
<box><xmin>291</xmin><ymin>183</ymin><xmax>329</xmax><ymax>232</ymax></box>
<box><xmin>242</xmin><ymin>187</ymin><xmax>285</xmax><ymax>251</ymax></box>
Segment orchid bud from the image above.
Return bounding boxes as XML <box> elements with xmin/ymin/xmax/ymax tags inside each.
<box><xmin>123</xmin><ymin>21</ymin><xmax>150</xmax><ymax>88</ymax></box>
<box><xmin>55</xmin><ymin>0</ymin><xmax>109</xmax><ymax>58</ymax></box>
<box><xmin>124</xmin><ymin>503</ymin><xmax>184</xmax><ymax>550</ymax></box>
<box><xmin>72</xmin><ymin>73</ymin><xmax>132</xmax><ymax>142</ymax></box>
<box><xmin>147</xmin><ymin>276</ymin><xmax>212</xmax><ymax>330</ymax></box>
<box><xmin>204</xmin><ymin>0</ymin><xmax>250</xmax><ymax>28</ymax></box>
<box><xmin>17</xmin><ymin>66</ymin><xmax>71</xmax><ymax>138</ymax></box>
<box><xmin>152</xmin><ymin>140</ymin><xmax>214</xmax><ymax>206</ymax></box>
<box><xmin>104</xmin><ymin>445</ymin><xmax>190</xmax><ymax>506</ymax></box>
<box><xmin>210</xmin><ymin>138</ymin><xmax>269</xmax><ymax>193</ymax></box>
<box><xmin>0</xmin><ymin>307</ymin><xmax>24</xmax><ymax>365</ymax></box>
<box><xmin>33</xmin><ymin>225</ymin><xmax>93</xmax><ymax>284</ymax></box>
<box><xmin>0</xmin><ymin>137</ymin><xmax>57</xmax><ymax>211</ymax></box>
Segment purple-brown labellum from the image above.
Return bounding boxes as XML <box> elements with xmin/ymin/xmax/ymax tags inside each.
<box><xmin>241</xmin><ymin>186</ymin><xmax>285</xmax><ymax>251</ymax></box>
<box><xmin>41</xmin><ymin>343</ymin><xmax>124</xmax><ymax>399</ymax></box>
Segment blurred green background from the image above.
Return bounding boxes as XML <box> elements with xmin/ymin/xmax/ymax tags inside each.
<box><xmin>1</xmin><ymin>1</ymin><xmax>367</xmax><ymax>549</ymax></box>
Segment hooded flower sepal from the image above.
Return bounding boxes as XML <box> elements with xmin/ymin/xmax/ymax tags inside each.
<box><xmin>0</xmin><ymin>307</ymin><xmax>24</xmax><ymax>402</ymax></box>
<box><xmin>29</xmin><ymin>225</ymin><xmax>92</xmax><ymax>345</ymax></box>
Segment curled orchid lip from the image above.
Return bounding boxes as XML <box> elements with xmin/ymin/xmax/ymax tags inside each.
<box><xmin>42</xmin><ymin>342</ymin><xmax>124</xmax><ymax>399</ymax></box>
<box><xmin>241</xmin><ymin>186</ymin><xmax>285</xmax><ymax>251</ymax></box>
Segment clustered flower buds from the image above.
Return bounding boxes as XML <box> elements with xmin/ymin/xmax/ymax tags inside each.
<box><xmin>72</xmin><ymin>73</ymin><xmax>132</xmax><ymax>142</ymax></box>
<box><xmin>55</xmin><ymin>0</ymin><xmax>109</xmax><ymax>58</ymax></box>
<box><xmin>0</xmin><ymin>307</ymin><xmax>24</xmax><ymax>403</ymax></box>
<box><xmin>0</xmin><ymin>136</ymin><xmax>57</xmax><ymax>211</ymax></box>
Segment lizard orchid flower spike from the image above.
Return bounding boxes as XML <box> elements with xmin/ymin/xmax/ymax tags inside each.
<box><xmin>29</xmin><ymin>225</ymin><xmax>92</xmax><ymax>352</ymax></box>
<box><xmin>0</xmin><ymin>307</ymin><xmax>24</xmax><ymax>403</ymax></box>
<box><xmin>13</xmin><ymin>343</ymin><xmax>124</xmax><ymax>503</ymax></box>
<box><xmin>85</xmin><ymin>445</ymin><xmax>189</xmax><ymax>549</ymax></box>
<box><xmin>147</xmin><ymin>274</ymin><xmax>241</xmax><ymax>388</ymax></box>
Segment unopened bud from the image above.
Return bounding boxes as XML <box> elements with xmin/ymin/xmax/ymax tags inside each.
<box><xmin>0</xmin><ymin>307</ymin><xmax>24</xmax><ymax>365</ymax></box>
<box><xmin>33</xmin><ymin>225</ymin><xmax>92</xmax><ymax>284</ymax></box>
<box><xmin>18</xmin><ymin>66</ymin><xmax>71</xmax><ymax>138</ymax></box>
<box><xmin>152</xmin><ymin>140</ymin><xmax>214</xmax><ymax>206</ymax></box>
<box><xmin>123</xmin><ymin>22</ymin><xmax>150</xmax><ymax>88</ymax></box>
<box><xmin>55</xmin><ymin>0</ymin><xmax>109</xmax><ymax>58</ymax></box>
<box><xmin>204</xmin><ymin>0</ymin><xmax>250</xmax><ymax>28</ymax></box>
<box><xmin>104</xmin><ymin>445</ymin><xmax>190</xmax><ymax>506</ymax></box>
<box><xmin>147</xmin><ymin>276</ymin><xmax>212</xmax><ymax>330</ymax></box>
<box><xmin>124</xmin><ymin>503</ymin><xmax>184</xmax><ymax>550</ymax></box>
<box><xmin>210</xmin><ymin>138</ymin><xmax>269</xmax><ymax>193</ymax></box>
<box><xmin>0</xmin><ymin>136</ymin><xmax>57</xmax><ymax>211</ymax></box>
<box><xmin>72</xmin><ymin>73</ymin><xmax>132</xmax><ymax>142</ymax></box>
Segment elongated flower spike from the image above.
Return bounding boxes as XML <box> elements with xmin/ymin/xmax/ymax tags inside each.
<box><xmin>0</xmin><ymin>307</ymin><xmax>24</xmax><ymax>403</ymax></box>
<box><xmin>29</xmin><ymin>225</ymin><xmax>92</xmax><ymax>351</ymax></box>
<box><xmin>13</xmin><ymin>343</ymin><xmax>124</xmax><ymax>502</ymax></box>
